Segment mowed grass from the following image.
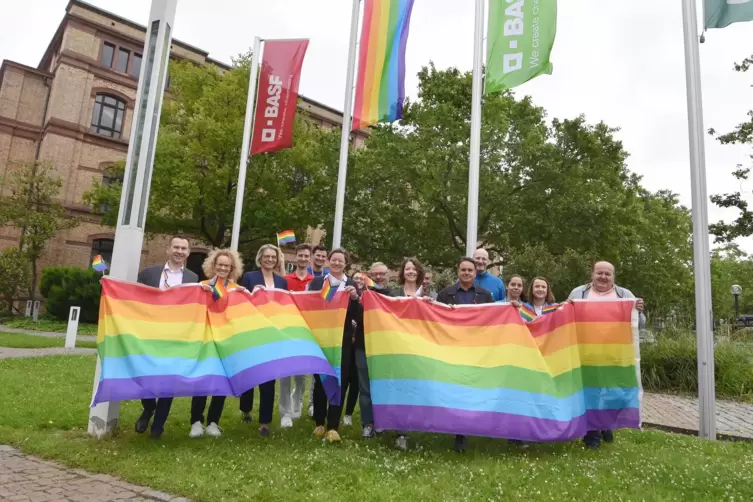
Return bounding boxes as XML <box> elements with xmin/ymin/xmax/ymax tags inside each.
<box><xmin>0</xmin><ymin>332</ymin><xmax>97</xmax><ymax>349</ymax></box>
<box><xmin>1</xmin><ymin>317</ymin><xmax>98</xmax><ymax>336</ymax></box>
<box><xmin>1</xmin><ymin>356</ymin><xmax>752</xmax><ymax>501</ymax></box>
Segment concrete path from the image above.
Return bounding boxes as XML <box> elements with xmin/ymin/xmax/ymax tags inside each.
<box><xmin>643</xmin><ymin>392</ymin><xmax>753</xmax><ymax>439</ymax></box>
<box><xmin>0</xmin><ymin>347</ymin><xmax>97</xmax><ymax>359</ymax></box>
<box><xmin>0</xmin><ymin>324</ymin><xmax>96</xmax><ymax>342</ymax></box>
<box><xmin>0</xmin><ymin>445</ymin><xmax>190</xmax><ymax>501</ymax></box>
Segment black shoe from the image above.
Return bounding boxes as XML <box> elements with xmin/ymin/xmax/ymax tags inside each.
<box><xmin>454</xmin><ymin>435</ymin><xmax>467</xmax><ymax>452</ymax></box>
<box><xmin>135</xmin><ymin>413</ymin><xmax>152</xmax><ymax>434</ymax></box>
<box><xmin>259</xmin><ymin>425</ymin><xmax>270</xmax><ymax>437</ymax></box>
<box><xmin>583</xmin><ymin>430</ymin><xmax>601</xmax><ymax>449</ymax></box>
<box><xmin>508</xmin><ymin>439</ymin><xmax>529</xmax><ymax>449</ymax></box>
<box><xmin>150</xmin><ymin>428</ymin><xmax>163</xmax><ymax>440</ymax></box>
<box><xmin>242</xmin><ymin>413</ymin><xmax>253</xmax><ymax>423</ymax></box>
<box><xmin>601</xmin><ymin>430</ymin><xmax>614</xmax><ymax>443</ymax></box>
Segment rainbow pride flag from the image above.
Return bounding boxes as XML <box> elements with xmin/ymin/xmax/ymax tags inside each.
<box><xmin>321</xmin><ymin>277</ymin><xmax>338</xmax><ymax>302</ymax></box>
<box><xmin>92</xmin><ymin>278</ymin><xmax>348</xmax><ymax>406</ymax></box>
<box><xmin>363</xmin><ymin>293</ymin><xmax>641</xmax><ymax>441</ymax></box>
<box><xmin>352</xmin><ymin>0</ymin><xmax>416</xmax><ymax>130</ymax></box>
<box><xmin>277</xmin><ymin>230</ymin><xmax>296</xmax><ymax>246</ymax></box>
<box><xmin>92</xmin><ymin>254</ymin><xmax>108</xmax><ymax>272</ymax></box>
<box><xmin>519</xmin><ymin>302</ymin><xmax>559</xmax><ymax>322</ymax></box>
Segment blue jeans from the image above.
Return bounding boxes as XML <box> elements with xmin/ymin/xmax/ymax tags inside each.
<box><xmin>354</xmin><ymin>348</ymin><xmax>373</xmax><ymax>426</ymax></box>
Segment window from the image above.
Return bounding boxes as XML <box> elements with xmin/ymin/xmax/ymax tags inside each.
<box><xmin>101</xmin><ymin>42</ymin><xmax>115</xmax><ymax>67</ymax></box>
<box><xmin>91</xmin><ymin>238</ymin><xmax>114</xmax><ymax>266</ymax></box>
<box><xmin>91</xmin><ymin>94</ymin><xmax>126</xmax><ymax>138</ymax></box>
<box><xmin>131</xmin><ymin>53</ymin><xmax>142</xmax><ymax>79</ymax></box>
<box><xmin>116</xmin><ymin>48</ymin><xmax>130</xmax><ymax>73</ymax></box>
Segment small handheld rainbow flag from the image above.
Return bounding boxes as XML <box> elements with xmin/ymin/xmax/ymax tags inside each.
<box><xmin>211</xmin><ymin>278</ymin><xmax>228</xmax><ymax>301</ymax></box>
<box><xmin>277</xmin><ymin>230</ymin><xmax>296</xmax><ymax>246</ymax></box>
<box><xmin>92</xmin><ymin>255</ymin><xmax>108</xmax><ymax>272</ymax></box>
<box><xmin>519</xmin><ymin>303</ymin><xmax>560</xmax><ymax>322</ymax></box>
<box><xmin>364</xmin><ymin>275</ymin><xmax>376</xmax><ymax>288</ymax></box>
<box><xmin>321</xmin><ymin>277</ymin><xmax>338</xmax><ymax>302</ymax></box>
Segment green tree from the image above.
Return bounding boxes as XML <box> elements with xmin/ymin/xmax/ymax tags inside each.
<box><xmin>710</xmin><ymin>244</ymin><xmax>753</xmax><ymax>321</ymax></box>
<box><xmin>84</xmin><ymin>53</ymin><xmax>339</xmax><ymax>260</ymax></box>
<box><xmin>709</xmin><ymin>55</ymin><xmax>753</xmax><ymax>242</ymax></box>
<box><xmin>0</xmin><ymin>248</ymin><xmax>31</xmax><ymax>313</ymax></box>
<box><xmin>339</xmin><ymin>65</ymin><xmax>693</xmax><ymax>312</ymax></box>
<box><xmin>0</xmin><ymin>161</ymin><xmax>78</xmax><ymax>300</ymax></box>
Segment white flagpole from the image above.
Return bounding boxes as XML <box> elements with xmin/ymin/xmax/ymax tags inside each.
<box><xmin>680</xmin><ymin>0</ymin><xmax>716</xmax><ymax>439</ymax></box>
<box><xmin>231</xmin><ymin>36</ymin><xmax>263</xmax><ymax>251</ymax></box>
<box><xmin>332</xmin><ymin>0</ymin><xmax>361</xmax><ymax>249</ymax></box>
<box><xmin>465</xmin><ymin>0</ymin><xmax>485</xmax><ymax>257</ymax></box>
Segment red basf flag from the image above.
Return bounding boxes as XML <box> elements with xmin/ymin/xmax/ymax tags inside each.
<box><xmin>250</xmin><ymin>39</ymin><xmax>309</xmax><ymax>155</ymax></box>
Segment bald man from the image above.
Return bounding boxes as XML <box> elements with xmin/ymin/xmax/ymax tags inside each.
<box><xmin>473</xmin><ymin>248</ymin><xmax>506</xmax><ymax>302</ymax></box>
<box><xmin>568</xmin><ymin>260</ymin><xmax>645</xmax><ymax>449</ymax></box>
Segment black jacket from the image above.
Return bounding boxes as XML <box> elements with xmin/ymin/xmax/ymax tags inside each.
<box><xmin>308</xmin><ymin>275</ymin><xmax>363</xmax><ymax>351</ymax></box>
<box><xmin>352</xmin><ymin>286</ymin><xmax>391</xmax><ymax>350</ymax></box>
<box><xmin>436</xmin><ymin>282</ymin><xmax>494</xmax><ymax>306</ymax></box>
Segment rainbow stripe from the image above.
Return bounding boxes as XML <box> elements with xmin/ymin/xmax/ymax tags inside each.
<box><xmin>364</xmin><ymin>276</ymin><xmax>376</xmax><ymax>288</ymax></box>
<box><xmin>321</xmin><ymin>278</ymin><xmax>338</xmax><ymax>302</ymax></box>
<box><xmin>277</xmin><ymin>230</ymin><xmax>296</xmax><ymax>246</ymax></box>
<box><xmin>363</xmin><ymin>293</ymin><xmax>641</xmax><ymax>441</ymax></box>
<box><xmin>92</xmin><ymin>255</ymin><xmax>108</xmax><ymax>272</ymax></box>
<box><xmin>352</xmin><ymin>0</ymin><xmax>416</xmax><ymax>130</ymax></box>
<box><xmin>519</xmin><ymin>302</ymin><xmax>559</xmax><ymax>322</ymax></box>
<box><xmin>92</xmin><ymin>278</ymin><xmax>348</xmax><ymax>406</ymax></box>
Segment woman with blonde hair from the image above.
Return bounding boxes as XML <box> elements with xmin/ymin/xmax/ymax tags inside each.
<box><xmin>238</xmin><ymin>244</ymin><xmax>289</xmax><ymax>436</ymax></box>
<box><xmin>190</xmin><ymin>249</ymin><xmax>245</xmax><ymax>439</ymax></box>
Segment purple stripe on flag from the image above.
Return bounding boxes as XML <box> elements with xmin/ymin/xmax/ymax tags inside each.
<box><xmin>92</xmin><ymin>355</ymin><xmax>339</xmax><ymax>406</ymax></box>
<box><xmin>395</xmin><ymin>0</ymin><xmax>415</xmax><ymax>121</ymax></box>
<box><xmin>372</xmin><ymin>405</ymin><xmax>640</xmax><ymax>442</ymax></box>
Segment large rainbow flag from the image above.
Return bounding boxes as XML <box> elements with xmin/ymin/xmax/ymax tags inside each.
<box><xmin>363</xmin><ymin>293</ymin><xmax>641</xmax><ymax>442</ymax></box>
<box><xmin>92</xmin><ymin>278</ymin><xmax>348</xmax><ymax>406</ymax></box>
<box><xmin>352</xmin><ymin>0</ymin><xmax>416</xmax><ymax>131</ymax></box>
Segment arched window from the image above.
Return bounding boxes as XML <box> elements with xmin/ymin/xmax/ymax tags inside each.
<box><xmin>90</xmin><ymin>94</ymin><xmax>126</xmax><ymax>138</ymax></box>
<box><xmin>91</xmin><ymin>238</ymin><xmax>114</xmax><ymax>265</ymax></box>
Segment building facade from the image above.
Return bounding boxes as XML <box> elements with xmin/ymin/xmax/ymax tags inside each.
<box><xmin>0</xmin><ymin>0</ymin><xmax>364</xmax><ymax>285</ymax></box>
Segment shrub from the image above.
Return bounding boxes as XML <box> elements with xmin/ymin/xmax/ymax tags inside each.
<box><xmin>40</xmin><ymin>267</ymin><xmax>101</xmax><ymax>323</ymax></box>
<box><xmin>0</xmin><ymin>248</ymin><xmax>31</xmax><ymax>313</ymax></box>
<box><xmin>641</xmin><ymin>332</ymin><xmax>753</xmax><ymax>402</ymax></box>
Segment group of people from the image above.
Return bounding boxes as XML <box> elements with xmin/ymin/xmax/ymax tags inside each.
<box><xmin>133</xmin><ymin>234</ymin><xmax>645</xmax><ymax>451</ymax></box>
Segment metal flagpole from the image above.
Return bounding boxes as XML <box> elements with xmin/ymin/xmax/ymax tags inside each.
<box><xmin>680</xmin><ymin>0</ymin><xmax>716</xmax><ymax>439</ymax></box>
<box><xmin>332</xmin><ymin>0</ymin><xmax>361</xmax><ymax>249</ymax></box>
<box><xmin>465</xmin><ymin>0</ymin><xmax>485</xmax><ymax>257</ymax></box>
<box><xmin>231</xmin><ymin>36</ymin><xmax>263</xmax><ymax>251</ymax></box>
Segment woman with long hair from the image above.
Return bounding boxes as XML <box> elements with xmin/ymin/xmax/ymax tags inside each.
<box><xmin>519</xmin><ymin>277</ymin><xmax>558</xmax><ymax>322</ymax></box>
<box><xmin>190</xmin><ymin>249</ymin><xmax>245</xmax><ymax>438</ymax></box>
<box><xmin>238</xmin><ymin>244</ymin><xmax>288</xmax><ymax>436</ymax></box>
<box><xmin>505</xmin><ymin>275</ymin><xmax>526</xmax><ymax>307</ymax></box>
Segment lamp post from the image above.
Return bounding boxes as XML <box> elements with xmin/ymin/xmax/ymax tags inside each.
<box><xmin>87</xmin><ymin>0</ymin><xmax>177</xmax><ymax>438</ymax></box>
<box><xmin>731</xmin><ymin>284</ymin><xmax>742</xmax><ymax>324</ymax></box>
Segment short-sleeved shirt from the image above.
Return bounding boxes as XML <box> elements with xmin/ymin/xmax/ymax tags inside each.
<box><xmin>284</xmin><ymin>271</ymin><xmax>314</xmax><ymax>292</ymax></box>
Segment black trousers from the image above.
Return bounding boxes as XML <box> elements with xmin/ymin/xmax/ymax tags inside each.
<box><xmin>190</xmin><ymin>396</ymin><xmax>226</xmax><ymax>425</ymax></box>
<box><xmin>140</xmin><ymin>398</ymin><xmax>173</xmax><ymax>432</ymax></box>
<box><xmin>313</xmin><ymin>375</ymin><xmax>344</xmax><ymax>430</ymax></box>
<box><xmin>239</xmin><ymin>380</ymin><xmax>275</xmax><ymax>425</ymax></box>
<box><xmin>343</xmin><ymin>348</ymin><xmax>359</xmax><ymax>415</ymax></box>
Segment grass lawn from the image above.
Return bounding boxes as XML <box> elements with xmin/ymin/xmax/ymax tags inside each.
<box><xmin>0</xmin><ymin>332</ymin><xmax>97</xmax><ymax>349</ymax></box>
<box><xmin>1</xmin><ymin>356</ymin><xmax>752</xmax><ymax>501</ymax></box>
<box><xmin>1</xmin><ymin>317</ymin><xmax>98</xmax><ymax>336</ymax></box>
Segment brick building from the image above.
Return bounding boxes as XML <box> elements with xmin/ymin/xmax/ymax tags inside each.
<box><xmin>0</xmin><ymin>0</ymin><xmax>365</xmax><ymax>285</ymax></box>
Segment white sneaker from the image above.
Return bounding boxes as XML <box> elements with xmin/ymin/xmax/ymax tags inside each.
<box><xmin>343</xmin><ymin>415</ymin><xmax>353</xmax><ymax>426</ymax></box>
<box><xmin>396</xmin><ymin>435</ymin><xmax>408</xmax><ymax>451</ymax></box>
<box><xmin>189</xmin><ymin>421</ymin><xmax>204</xmax><ymax>438</ymax></box>
<box><xmin>308</xmin><ymin>404</ymin><xmax>314</xmax><ymax>417</ymax></box>
<box><xmin>280</xmin><ymin>416</ymin><xmax>293</xmax><ymax>428</ymax></box>
<box><xmin>205</xmin><ymin>422</ymin><xmax>222</xmax><ymax>437</ymax></box>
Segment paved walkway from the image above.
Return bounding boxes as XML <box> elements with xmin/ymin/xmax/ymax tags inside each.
<box><xmin>643</xmin><ymin>392</ymin><xmax>753</xmax><ymax>439</ymax></box>
<box><xmin>0</xmin><ymin>445</ymin><xmax>189</xmax><ymax>501</ymax></box>
<box><xmin>0</xmin><ymin>324</ymin><xmax>96</xmax><ymax>342</ymax></box>
<box><xmin>0</xmin><ymin>347</ymin><xmax>97</xmax><ymax>359</ymax></box>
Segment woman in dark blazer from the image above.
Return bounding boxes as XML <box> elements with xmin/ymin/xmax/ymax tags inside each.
<box><xmin>306</xmin><ymin>247</ymin><xmax>361</xmax><ymax>443</ymax></box>
<box><xmin>238</xmin><ymin>244</ymin><xmax>288</xmax><ymax>437</ymax></box>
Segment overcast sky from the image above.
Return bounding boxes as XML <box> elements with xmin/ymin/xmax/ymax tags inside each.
<box><xmin>2</xmin><ymin>0</ymin><xmax>752</xmax><ymax>251</ymax></box>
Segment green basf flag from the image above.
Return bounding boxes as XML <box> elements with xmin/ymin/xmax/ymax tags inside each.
<box><xmin>705</xmin><ymin>0</ymin><xmax>753</xmax><ymax>29</ymax></box>
<box><xmin>486</xmin><ymin>0</ymin><xmax>557</xmax><ymax>93</ymax></box>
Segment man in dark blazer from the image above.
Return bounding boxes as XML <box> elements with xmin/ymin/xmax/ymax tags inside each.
<box><xmin>435</xmin><ymin>256</ymin><xmax>493</xmax><ymax>452</ymax></box>
<box><xmin>134</xmin><ymin>234</ymin><xmax>199</xmax><ymax>439</ymax></box>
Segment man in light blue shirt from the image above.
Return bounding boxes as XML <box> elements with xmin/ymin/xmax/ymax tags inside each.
<box><xmin>473</xmin><ymin>248</ymin><xmax>506</xmax><ymax>302</ymax></box>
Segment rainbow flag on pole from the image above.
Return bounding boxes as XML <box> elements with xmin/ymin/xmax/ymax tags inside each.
<box><xmin>363</xmin><ymin>293</ymin><xmax>641</xmax><ymax>441</ymax></box>
<box><xmin>92</xmin><ymin>278</ymin><xmax>348</xmax><ymax>406</ymax></box>
<box><xmin>352</xmin><ymin>0</ymin><xmax>416</xmax><ymax>130</ymax></box>
<box><xmin>277</xmin><ymin>230</ymin><xmax>296</xmax><ymax>246</ymax></box>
